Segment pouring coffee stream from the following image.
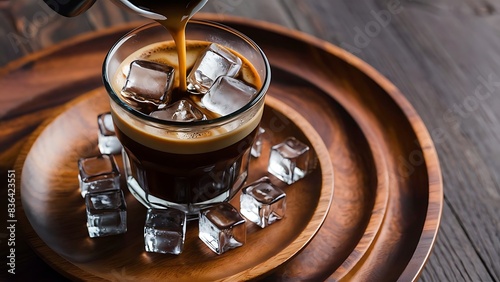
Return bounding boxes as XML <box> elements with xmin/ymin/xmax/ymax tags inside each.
<box><xmin>44</xmin><ymin>0</ymin><xmax>209</xmax><ymax>92</ymax></box>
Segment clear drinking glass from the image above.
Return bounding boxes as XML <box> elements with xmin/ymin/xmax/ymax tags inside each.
<box><xmin>103</xmin><ymin>20</ymin><xmax>271</xmax><ymax>218</ymax></box>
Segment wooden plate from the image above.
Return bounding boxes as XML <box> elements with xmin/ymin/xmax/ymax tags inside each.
<box><xmin>16</xmin><ymin>89</ymin><xmax>334</xmax><ymax>281</ymax></box>
<box><xmin>9</xmin><ymin>14</ymin><xmax>442</xmax><ymax>281</ymax></box>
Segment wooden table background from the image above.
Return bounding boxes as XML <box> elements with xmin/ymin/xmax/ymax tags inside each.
<box><xmin>0</xmin><ymin>0</ymin><xmax>499</xmax><ymax>281</ymax></box>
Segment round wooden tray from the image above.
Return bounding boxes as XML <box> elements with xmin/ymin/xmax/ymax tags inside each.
<box><xmin>16</xmin><ymin>90</ymin><xmax>334</xmax><ymax>281</ymax></box>
<box><xmin>9</xmin><ymin>14</ymin><xmax>442</xmax><ymax>281</ymax></box>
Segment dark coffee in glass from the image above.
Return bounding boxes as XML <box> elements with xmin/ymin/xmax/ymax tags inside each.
<box><xmin>103</xmin><ymin>21</ymin><xmax>271</xmax><ymax>216</ymax></box>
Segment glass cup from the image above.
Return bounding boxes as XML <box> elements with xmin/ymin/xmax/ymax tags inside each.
<box><xmin>103</xmin><ymin>20</ymin><xmax>271</xmax><ymax>218</ymax></box>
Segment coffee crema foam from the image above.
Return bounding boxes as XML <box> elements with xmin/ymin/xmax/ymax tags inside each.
<box><xmin>110</xmin><ymin>40</ymin><xmax>264</xmax><ymax>154</ymax></box>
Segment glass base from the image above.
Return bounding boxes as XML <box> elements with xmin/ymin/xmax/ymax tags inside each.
<box><xmin>127</xmin><ymin>176</ymin><xmax>232</xmax><ymax>220</ymax></box>
<box><xmin>122</xmin><ymin>149</ymin><xmax>247</xmax><ymax>220</ymax></box>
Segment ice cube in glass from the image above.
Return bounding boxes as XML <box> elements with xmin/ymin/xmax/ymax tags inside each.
<box><xmin>97</xmin><ymin>112</ymin><xmax>122</xmax><ymax>155</ymax></box>
<box><xmin>144</xmin><ymin>208</ymin><xmax>187</xmax><ymax>255</ymax></box>
<box><xmin>121</xmin><ymin>60</ymin><xmax>174</xmax><ymax>109</ymax></box>
<box><xmin>251</xmin><ymin>127</ymin><xmax>266</xmax><ymax>158</ymax></box>
<box><xmin>187</xmin><ymin>43</ymin><xmax>242</xmax><ymax>94</ymax></box>
<box><xmin>198</xmin><ymin>203</ymin><xmax>246</xmax><ymax>255</ymax></box>
<box><xmin>78</xmin><ymin>154</ymin><xmax>120</xmax><ymax>197</ymax></box>
<box><xmin>86</xmin><ymin>190</ymin><xmax>127</xmax><ymax>238</ymax></box>
<box><xmin>201</xmin><ymin>76</ymin><xmax>257</xmax><ymax>116</ymax></box>
<box><xmin>150</xmin><ymin>99</ymin><xmax>206</xmax><ymax>122</ymax></box>
<box><xmin>240</xmin><ymin>176</ymin><xmax>286</xmax><ymax>228</ymax></box>
<box><xmin>268</xmin><ymin>137</ymin><xmax>315</xmax><ymax>184</ymax></box>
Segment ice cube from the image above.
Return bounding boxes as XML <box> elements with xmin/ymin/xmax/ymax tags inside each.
<box><xmin>97</xmin><ymin>112</ymin><xmax>122</xmax><ymax>155</ymax></box>
<box><xmin>268</xmin><ymin>137</ymin><xmax>316</xmax><ymax>185</ymax></box>
<box><xmin>121</xmin><ymin>60</ymin><xmax>174</xmax><ymax>108</ymax></box>
<box><xmin>150</xmin><ymin>99</ymin><xmax>206</xmax><ymax>122</ymax></box>
<box><xmin>198</xmin><ymin>203</ymin><xmax>246</xmax><ymax>255</ymax></box>
<box><xmin>144</xmin><ymin>208</ymin><xmax>187</xmax><ymax>255</ymax></box>
<box><xmin>251</xmin><ymin>127</ymin><xmax>266</xmax><ymax>158</ymax></box>
<box><xmin>240</xmin><ymin>176</ymin><xmax>286</xmax><ymax>228</ymax></box>
<box><xmin>86</xmin><ymin>190</ymin><xmax>127</xmax><ymax>238</ymax></box>
<box><xmin>187</xmin><ymin>43</ymin><xmax>242</xmax><ymax>94</ymax></box>
<box><xmin>78</xmin><ymin>154</ymin><xmax>121</xmax><ymax>197</ymax></box>
<box><xmin>201</xmin><ymin>76</ymin><xmax>257</xmax><ymax>116</ymax></box>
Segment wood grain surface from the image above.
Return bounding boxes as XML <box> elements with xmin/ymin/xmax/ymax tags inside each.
<box><xmin>0</xmin><ymin>0</ymin><xmax>499</xmax><ymax>281</ymax></box>
<box><xmin>1</xmin><ymin>15</ymin><xmax>441</xmax><ymax>281</ymax></box>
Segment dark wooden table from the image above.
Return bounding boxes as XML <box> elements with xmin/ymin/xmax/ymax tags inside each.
<box><xmin>0</xmin><ymin>1</ymin><xmax>499</xmax><ymax>281</ymax></box>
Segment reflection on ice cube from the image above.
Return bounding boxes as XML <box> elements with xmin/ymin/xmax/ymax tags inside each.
<box><xmin>86</xmin><ymin>190</ymin><xmax>127</xmax><ymax>238</ymax></box>
<box><xmin>150</xmin><ymin>99</ymin><xmax>206</xmax><ymax>122</ymax></box>
<box><xmin>78</xmin><ymin>154</ymin><xmax>121</xmax><ymax>197</ymax></box>
<box><xmin>187</xmin><ymin>43</ymin><xmax>242</xmax><ymax>94</ymax></box>
<box><xmin>251</xmin><ymin>127</ymin><xmax>266</xmax><ymax>158</ymax></box>
<box><xmin>240</xmin><ymin>176</ymin><xmax>286</xmax><ymax>228</ymax></box>
<box><xmin>268</xmin><ymin>137</ymin><xmax>316</xmax><ymax>185</ymax></box>
<box><xmin>144</xmin><ymin>208</ymin><xmax>187</xmax><ymax>255</ymax></box>
<box><xmin>97</xmin><ymin>112</ymin><xmax>122</xmax><ymax>155</ymax></box>
<box><xmin>201</xmin><ymin>76</ymin><xmax>257</xmax><ymax>116</ymax></box>
<box><xmin>198</xmin><ymin>203</ymin><xmax>246</xmax><ymax>255</ymax></box>
<box><xmin>121</xmin><ymin>60</ymin><xmax>174</xmax><ymax>108</ymax></box>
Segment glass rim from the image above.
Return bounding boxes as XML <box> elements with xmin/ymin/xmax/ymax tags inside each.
<box><xmin>102</xmin><ymin>19</ymin><xmax>271</xmax><ymax>127</ymax></box>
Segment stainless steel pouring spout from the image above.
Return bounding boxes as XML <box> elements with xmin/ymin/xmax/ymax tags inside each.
<box><xmin>110</xmin><ymin>0</ymin><xmax>166</xmax><ymax>20</ymax></box>
<box><xmin>44</xmin><ymin>0</ymin><xmax>207</xmax><ymax>20</ymax></box>
<box><xmin>42</xmin><ymin>0</ymin><xmax>163</xmax><ymax>19</ymax></box>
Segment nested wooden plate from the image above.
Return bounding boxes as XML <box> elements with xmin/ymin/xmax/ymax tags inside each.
<box><xmin>9</xmin><ymin>14</ymin><xmax>442</xmax><ymax>281</ymax></box>
<box><xmin>16</xmin><ymin>89</ymin><xmax>334</xmax><ymax>281</ymax></box>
